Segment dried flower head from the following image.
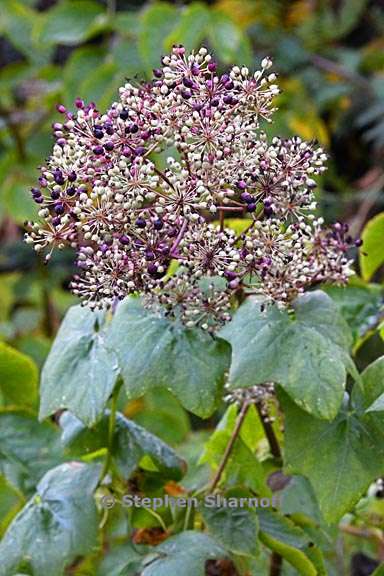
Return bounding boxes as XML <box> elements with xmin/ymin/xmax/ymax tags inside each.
<box><xmin>25</xmin><ymin>45</ymin><xmax>358</xmax><ymax>329</ymax></box>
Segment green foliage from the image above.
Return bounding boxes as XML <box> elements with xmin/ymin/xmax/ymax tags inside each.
<box><xmin>1</xmin><ymin>0</ymin><xmax>384</xmax><ymax>573</ymax></box>
<box><xmin>0</xmin><ymin>342</ymin><xmax>38</xmax><ymax>407</ymax></box>
<box><xmin>281</xmin><ymin>357</ymin><xmax>384</xmax><ymax>523</ymax></box>
<box><xmin>60</xmin><ymin>410</ymin><xmax>185</xmax><ymax>480</ymax></box>
<box><xmin>360</xmin><ymin>213</ymin><xmax>384</xmax><ymax>281</ymax></box>
<box><xmin>107</xmin><ymin>297</ymin><xmax>231</xmax><ymax>418</ymax></box>
<box><xmin>140</xmin><ymin>531</ymin><xmax>228</xmax><ymax>576</ymax></box>
<box><xmin>221</xmin><ymin>290</ymin><xmax>353</xmax><ymax>420</ymax></box>
<box><xmin>0</xmin><ymin>462</ymin><xmax>100</xmax><ymax>576</ymax></box>
<box><xmin>39</xmin><ymin>305</ymin><xmax>119</xmax><ymax>426</ymax></box>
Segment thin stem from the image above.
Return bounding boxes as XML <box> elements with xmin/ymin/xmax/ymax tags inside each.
<box><xmin>99</xmin><ymin>380</ymin><xmax>123</xmax><ymax>482</ymax></box>
<box><xmin>255</xmin><ymin>400</ymin><xmax>282</xmax><ymax>462</ymax></box>
<box><xmin>270</xmin><ymin>551</ymin><xmax>283</xmax><ymax>576</ymax></box>
<box><xmin>208</xmin><ymin>401</ymin><xmax>250</xmax><ymax>493</ymax></box>
<box><xmin>170</xmin><ymin>218</ymin><xmax>188</xmax><ymax>256</ymax></box>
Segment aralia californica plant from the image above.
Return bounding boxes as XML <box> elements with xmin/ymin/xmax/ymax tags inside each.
<box><xmin>3</xmin><ymin>46</ymin><xmax>382</xmax><ymax>576</ymax></box>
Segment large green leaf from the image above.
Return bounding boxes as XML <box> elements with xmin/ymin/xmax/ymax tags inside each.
<box><xmin>0</xmin><ymin>462</ymin><xmax>100</xmax><ymax>576</ymax></box>
<box><xmin>0</xmin><ymin>410</ymin><xmax>65</xmax><ymax>495</ymax></box>
<box><xmin>40</xmin><ymin>305</ymin><xmax>119</xmax><ymax>426</ymax></box>
<box><xmin>140</xmin><ymin>531</ymin><xmax>228</xmax><ymax>576</ymax></box>
<box><xmin>37</xmin><ymin>0</ymin><xmax>107</xmax><ymax>45</ymax></box>
<box><xmin>201</xmin><ymin>504</ymin><xmax>259</xmax><ymax>557</ymax></box>
<box><xmin>281</xmin><ymin>359</ymin><xmax>384</xmax><ymax>522</ymax></box>
<box><xmin>360</xmin><ymin>356</ymin><xmax>384</xmax><ymax>413</ymax></box>
<box><xmin>165</xmin><ymin>3</ymin><xmax>210</xmax><ymax>52</ymax></box>
<box><xmin>360</xmin><ymin>212</ymin><xmax>384</xmax><ymax>281</ymax></box>
<box><xmin>138</xmin><ymin>3</ymin><xmax>179</xmax><ymax>72</ymax></box>
<box><xmin>0</xmin><ymin>343</ymin><xmax>38</xmax><ymax>407</ymax></box>
<box><xmin>221</xmin><ymin>290</ymin><xmax>353</xmax><ymax>420</ymax></box>
<box><xmin>106</xmin><ymin>298</ymin><xmax>231</xmax><ymax>418</ymax></box>
<box><xmin>60</xmin><ymin>410</ymin><xmax>186</xmax><ymax>481</ymax></box>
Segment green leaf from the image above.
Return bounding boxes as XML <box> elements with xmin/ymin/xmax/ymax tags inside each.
<box><xmin>138</xmin><ymin>3</ymin><xmax>179</xmax><ymax>72</ymax></box>
<box><xmin>79</xmin><ymin>62</ymin><xmax>121</xmax><ymax>111</ymax></box>
<box><xmin>96</xmin><ymin>541</ymin><xmax>143</xmax><ymax>576</ymax></box>
<box><xmin>0</xmin><ymin>410</ymin><xmax>65</xmax><ymax>495</ymax></box>
<box><xmin>221</xmin><ymin>290</ymin><xmax>353</xmax><ymax>420</ymax></box>
<box><xmin>165</xmin><ymin>3</ymin><xmax>210</xmax><ymax>52</ymax></box>
<box><xmin>106</xmin><ymin>298</ymin><xmax>231</xmax><ymax>418</ymax></box>
<box><xmin>140</xmin><ymin>531</ymin><xmax>228</xmax><ymax>576</ymax></box>
<box><xmin>40</xmin><ymin>305</ymin><xmax>119</xmax><ymax>426</ymax></box>
<box><xmin>37</xmin><ymin>0</ymin><xmax>107</xmax><ymax>45</ymax></box>
<box><xmin>361</xmin><ymin>356</ymin><xmax>384</xmax><ymax>413</ymax></box>
<box><xmin>201</xmin><ymin>505</ymin><xmax>259</xmax><ymax>556</ymax></box>
<box><xmin>0</xmin><ymin>0</ymin><xmax>49</xmax><ymax>64</ymax></box>
<box><xmin>199</xmin><ymin>405</ymin><xmax>268</xmax><ymax>494</ymax></box>
<box><xmin>360</xmin><ymin>212</ymin><xmax>384</xmax><ymax>281</ymax></box>
<box><xmin>63</xmin><ymin>46</ymin><xmax>105</xmax><ymax>106</ymax></box>
<box><xmin>60</xmin><ymin>410</ymin><xmax>186</xmax><ymax>481</ymax></box>
<box><xmin>0</xmin><ymin>475</ymin><xmax>23</xmax><ymax>536</ymax></box>
<box><xmin>0</xmin><ymin>343</ymin><xmax>38</xmax><ymax>407</ymax></box>
<box><xmin>0</xmin><ymin>462</ymin><xmax>100</xmax><ymax>576</ymax></box>
<box><xmin>324</xmin><ymin>282</ymin><xmax>384</xmax><ymax>347</ymax></box>
<box><xmin>131</xmin><ymin>389</ymin><xmax>190</xmax><ymax>445</ymax></box>
<box><xmin>208</xmin><ymin>10</ymin><xmax>241</xmax><ymax>62</ymax></box>
<box><xmin>281</xmin><ymin>371</ymin><xmax>384</xmax><ymax>523</ymax></box>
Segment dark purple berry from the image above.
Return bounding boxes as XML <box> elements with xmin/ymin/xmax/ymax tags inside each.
<box><xmin>119</xmin><ymin>109</ymin><xmax>129</xmax><ymax>120</ymax></box>
<box><xmin>135</xmin><ymin>217</ymin><xmax>146</xmax><ymax>228</ymax></box>
<box><xmin>93</xmin><ymin>146</ymin><xmax>104</xmax><ymax>155</ymax></box>
<box><xmin>119</xmin><ymin>235</ymin><xmax>130</xmax><ymax>245</ymax></box>
<box><xmin>104</xmin><ymin>141</ymin><xmax>114</xmax><ymax>151</ymax></box>
<box><xmin>54</xmin><ymin>203</ymin><xmax>65</xmax><ymax>215</ymax></box>
<box><xmin>153</xmin><ymin>219</ymin><xmax>163</xmax><ymax>230</ymax></box>
<box><xmin>246</xmin><ymin>203</ymin><xmax>257</xmax><ymax>212</ymax></box>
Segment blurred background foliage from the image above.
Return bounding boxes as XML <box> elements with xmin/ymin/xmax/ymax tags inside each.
<box><xmin>0</xmin><ymin>1</ymin><xmax>384</xmax><ymax>573</ymax></box>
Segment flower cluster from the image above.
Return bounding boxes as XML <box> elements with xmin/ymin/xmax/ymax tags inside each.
<box><xmin>25</xmin><ymin>45</ymin><xmax>357</xmax><ymax>331</ymax></box>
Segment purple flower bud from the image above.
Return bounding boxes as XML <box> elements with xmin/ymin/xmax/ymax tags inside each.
<box><xmin>135</xmin><ymin>217</ymin><xmax>146</xmax><ymax>228</ymax></box>
<box><xmin>208</xmin><ymin>61</ymin><xmax>217</xmax><ymax>72</ymax></box>
<box><xmin>31</xmin><ymin>188</ymin><xmax>41</xmax><ymax>197</ymax></box>
<box><xmin>104</xmin><ymin>141</ymin><xmax>114</xmax><ymax>151</ymax></box>
<box><xmin>119</xmin><ymin>109</ymin><xmax>129</xmax><ymax>120</ymax></box>
<box><xmin>67</xmin><ymin>186</ymin><xmax>77</xmax><ymax>196</ymax></box>
<box><xmin>153</xmin><ymin>68</ymin><xmax>163</xmax><ymax>78</ymax></box>
<box><xmin>52</xmin><ymin>216</ymin><xmax>61</xmax><ymax>226</ymax></box>
<box><xmin>191</xmin><ymin>64</ymin><xmax>200</xmax><ymax>76</ymax></box>
<box><xmin>181</xmin><ymin>89</ymin><xmax>192</xmax><ymax>99</ymax></box>
<box><xmin>246</xmin><ymin>203</ymin><xmax>256</xmax><ymax>212</ymax></box>
<box><xmin>56</xmin><ymin>104</ymin><xmax>66</xmax><ymax>114</ymax></box>
<box><xmin>236</xmin><ymin>180</ymin><xmax>247</xmax><ymax>190</ymax></box>
<box><xmin>93</xmin><ymin>146</ymin><xmax>104</xmax><ymax>155</ymax></box>
<box><xmin>51</xmin><ymin>190</ymin><xmax>60</xmax><ymax>200</ymax></box>
<box><xmin>34</xmin><ymin>196</ymin><xmax>44</xmax><ymax>204</ymax></box>
<box><xmin>135</xmin><ymin>146</ymin><xmax>146</xmax><ymax>156</ymax></box>
<box><xmin>75</xmin><ymin>98</ymin><xmax>84</xmax><ymax>109</ymax></box>
<box><xmin>68</xmin><ymin>171</ymin><xmax>77</xmax><ymax>182</ymax></box>
<box><xmin>355</xmin><ymin>238</ymin><xmax>363</xmax><ymax>247</ymax></box>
